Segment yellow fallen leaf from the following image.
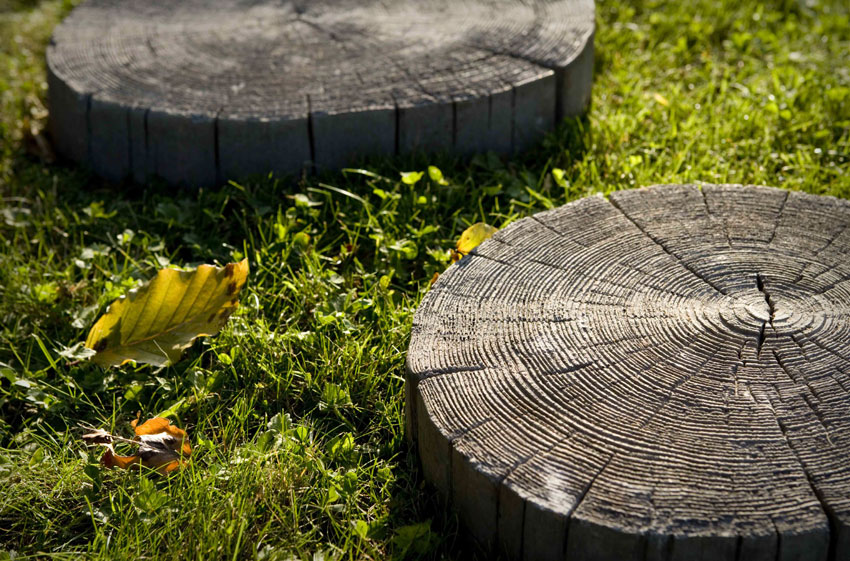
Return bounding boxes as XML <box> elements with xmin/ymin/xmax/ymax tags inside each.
<box><xmin>653</xmin><ymin>92</ymin><xmax>669</xmax><ymax>107</ymax></box>
<box><xmin>84</xmin><ymin>259</ymin><xmax>249</xmax><ymax>367</ymax></box>
<box><xmin>84</xmin><ymin>417</ymin><xmax>191</xmax><ymax>474</ymax></box>
<box><xmin>451</xmin><ymin>222</ymin><xmax>498</xmax><ymax>263</ymax></box>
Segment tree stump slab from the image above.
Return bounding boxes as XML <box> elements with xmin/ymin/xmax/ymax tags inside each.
<box><xmin>407</xmin><ymin>184</ymin><xmax>850</xmax><ymax>561</ymax></box>
<box><xmin>47</xmin><ymin>0</ymin><xmax>595</xmax><ymax>186</ymax></box>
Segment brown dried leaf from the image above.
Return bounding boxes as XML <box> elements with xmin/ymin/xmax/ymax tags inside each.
<box><xmin>81</xmin><ymin>428</ymin><xmax>113</xmax><ymax>446</ymax></box>
<box><xmin>82</xmin><ymin>417</ymin><xmax>191</xmax><ymax>475</ymax></box>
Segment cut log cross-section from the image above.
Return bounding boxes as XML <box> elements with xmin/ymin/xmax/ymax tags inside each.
<box><xmin>47</xmin><ymin>0</ymin><xmax>595</xmax><ymax>187</ymax></box>
<box><xmin>407</xmin><ymin>184</ymin><xmax>850</xmax><ymax>561</ymax></box>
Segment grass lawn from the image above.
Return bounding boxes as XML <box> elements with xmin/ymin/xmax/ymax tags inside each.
<box><xmin>1</xmin><ymin>0</ymin><xmax>849</xmax><ymax>559</ymax></box>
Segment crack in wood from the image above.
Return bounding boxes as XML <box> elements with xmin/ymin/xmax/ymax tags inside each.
<box><xmin>566</xmin><ymin>452</ymin><xmax>616</xmax><ymax>529</ymax></box>
<box><xmin>527</xmin><ymin>214</ymin><xmax>590</xmax><ymax>249</ymax></box>
<box><xmin>770</xmin><ymin>413</ymin><xmax>835</xmax><ymax>554</ymax></box>
<box><xmin>771</xmin><ymin>348</ymin><xmax>832</xmax><ymax>445</ymax></box>
<box><xmin>449</xmin><ymin>417</ymin><xmax>494</xmax><ymax>444</ymax></box>
<box><xmin>794</xmin><ymin>330</ymin><xmax>850</xmax><ymax>366</ymax></box>
<box><xmin>498</xmin><ymin>428</ymin><xmax>576</xmax><ymax>484</ymax></box>
<box><xmin>84</xmin><ymin>93</ymin><xmax>92</xmax><ymax>164</ymax></box>
<box><xmin>766</xmin><ymin>190</ymin><xmax>790</xmax><ymax>246</ymax></box>
<box><xmin>638</xmin><ymin>347</ymin><xmax>720</xmax><ymax>430</ymax></box>
<box><xmin>730</xmin><ymin>340</ymin><xmax>749</xmax><ymax>399</ymax></box>
<box><xmin>811</xmin><ymin>269</ymin><xmax>850</xmax><ymax>295</ymax></box>
<box><xmin>518</xmin><ymin>215</ymin><xmax>719</xmax><ymax>301</ymax></box>
<box><xmin>414</xmin><ymin>364</ymin><xmax>486</xmax><ymax>382</ymax></box>
<box><xmin>608</xmin><ymin>197</ymin><xmax>730</xmax><ymax>297</ymax></box>
<box><xmin>125</xmin><ymin>108</ymin><xmax>132</xmax><ymax>178</ymax></box>
<box><xmin>700</xmin><ymin>184</ymin><xmax>736</xmax><ymax>252</ymax></box>
<box><xmin>756</xmin><ymin>273</ymin><xmax>776</xmax><ymax>358</ymax></box>
<box><xmin>467</xmin><ymin>44</ymin><xmax>556</xmax><ymax>73</ymax></box>
<box><xmin>465</xmin><ymin>251</ymin><xmax>515</xmax><ymax>268</ymax></box>
<box><xmin>794</xmin><ymin>219</ymin><xmax>850</xmax><ymax>284</ymax></box>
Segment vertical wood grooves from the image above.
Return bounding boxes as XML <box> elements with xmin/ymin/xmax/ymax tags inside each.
<box><xmin>555</xmin><ymin>67</ymin><xmax>566</xmax><ymax>122</ymax></box>
<box><xmin>84</xmin><ymin>93</ymin><xmax>92</xmax><ymax>165</ymax></box>
<box><xmin>518</xmin><ymin>500</ymin><xmax>526</xmax><ymax>559</ymax></box>
<box><xmin>733</xmin><ymin>535</ymin><xmax>743</xmax><ymax>561</ymax></box>
<box><xmin>213</xmin><ymin>109</ymin><xmax>222</xmax><ymax>186</ymax></box>
<box><xmin>393</xmin><ymin>97</ymin><xmax>400</xmax><ymax>156</ymax></box>
<box><xmin>451</xmin><ymin>101</ymin><xmax>458</xmax><ymax>149</ymax></box>
<box><xmin>487</xmin><ymin>94</ymin><xmax>493</xmax><ymax>131</ymax></box>
<box><xmin>408</xmin><ymin>184</ymin><xmax>850</xmax><ymax>560</ymax></box>
<box><xmin>125</xmin><ymin>107</ymin><xmax>132</xmax><ymax>179</ymax></box>
<box><xmin>510</xmin><ymin>86</ymin><xmax>517</xmax><ymax>153</ymax></box>
<box><xmin>144</xmin><ymin>108</ymin><xmax>154</xmax><ymax>177</ymax></box>
<box><xmin>306</xmin><ymin>95</ymin><xmax>316</xmax><ymax>173</ymax></box>
<box><xmin>143</xmin><ymin>107</ymin><xmax>149</xmax><ymax>166</ymax></box>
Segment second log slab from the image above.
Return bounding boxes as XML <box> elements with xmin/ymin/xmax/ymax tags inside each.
<box><xmin>407</xmin><ymin>184</ymin><xmax>850</xmax><ymax>561</ymax></box>
<box><xmin>47</xmin><ymin>0</ymin><xmax>595</xmax><ymax>187</ymax></box>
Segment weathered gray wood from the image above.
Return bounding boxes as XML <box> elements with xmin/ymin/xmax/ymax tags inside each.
<box><xmin>312</xmin><ymin>107</ymin><xmax>395</xmax><ymax>171</ymax></box>
<box><xmin>47</xmin><ymin>0</ymin><xmax>595</xmax><ymax>187</ymax></box>
<box><xmin>556</xmin><ymin>30</ymin><xmax>595</xmax><ymax>120</ymax></box>
<box><xmin>46</xmin><ymin>66</ymin><xmax>88</xmax><ymax>165</ymax></box>
<box><xmin>89</xmin><ymin>97</ymin><xmax>128</xmax><ymax>182</ymax></box>
<box><xmin>407</xmin><ymin>184</ymin><xmax>850</xmax><ymax>560</ymax></box>
<box><xmin>455</xmin><ymin>88</ymin><xmax>513</xmax><ymax>156</ymax></box>
<box><xmin>513</xmin><ymin>73</ymin><xmax>557</xmax><ymax>153</ymax></box>
<box><xmin>128</xmin><ymin>106</ymin><xmax>149</xmax><ymax>184</ymax></box>
<box><xmin>146</xmin><ymin>108</ymin><xmax>217</xmax><ymax>187</ymax></box>
<box><xmin>217</xmin><ymin>116</ymin><xmax>311</xmax><ymax>182</ymax></box>
<box><xmin>398</xmin><ymin>100</ymin><xmax>454</xmax><ymax>155</ymax></box>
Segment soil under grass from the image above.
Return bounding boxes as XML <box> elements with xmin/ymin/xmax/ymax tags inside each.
<box><xmin>1</xmin><ymin>0</ymin><xmax>849</xmax><ymax>559</ymax></box>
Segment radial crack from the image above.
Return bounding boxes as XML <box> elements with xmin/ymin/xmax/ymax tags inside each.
<box><xmin>812</xmin><ymin>271</ymin><xmax>850</xmax><ymax>296</ymax></box>
<box><xmin>770</xmin><ymin>412</ymin><xmax>836</xmax><ymax>544</ymax></box>
<box><xmin>567</xmin><ymin>453</ymin><xmax>616</xmax><ymax>518</ymax></box>
<box><xmin>608</xmin><ymin>198</ymin><xmax>730</xmax><ymax>296</ymax></box>
<box><xmin>466</xmin><ymin>251</ymin><xmax>514</xmax><ymax>267</ymax></box>
<box><xmin>498</xmin><ymin>427</ymin><xmax>576</xmax><ymax>484</ymax></box>
<box><xmin>465</xmin><ymin>43</ymin><xmax>557</xmax><ymax>73</ymax></box>
<box><xmin>700</xmin><ymin>185</ymin><xmax>734</xmax><ymax>250</ymax></box>
<box><xmin>794</xmin><ymin>220</ymin><xmax>850</xmax><ymax>283</ymax></box>
<box><xmin>771</xmin><ymin>349</ymin><xmax>832</xmax><ymax>444</ymax></box>
<box><xmin>529</xmin><ymin>214</ymin><xmax>590</xmax><ymax>248</ymax></box>
<box><xmin>766</xmin><ymin>190</ymin><xmax>789</xmax><ymax>246</ymax></box>
<box><xmin>730</xmin><ymin>340</ymin><xmax>749</xmax><ymax>399</ymax></box>
<box><xmin>794</xmin><ymin>330</ymin><xmax>850</xmax><ymax>365</ymax></box>
<box><xmin>414</xmin><ymin>364</ymin><xmax>486</xmax><ymax>381</ymax></box>
<box><xmin>509</xmin><ymin>218</ymin><xmax>706</xmax><ymax>301</ymax></box>
<box><xmin>449</xmin><ymin>416</ymin><xmax>494</xmax><ymax>443</ymax></box>
<box><xmin>755</xmin><ymin>273</ymin><xmax>776</xmax><ymax>358</ymax></box>
<box><xmin>639</xmin><ymin>348</ymin><xmax>719</xmax><ymax>429</ymax></box>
